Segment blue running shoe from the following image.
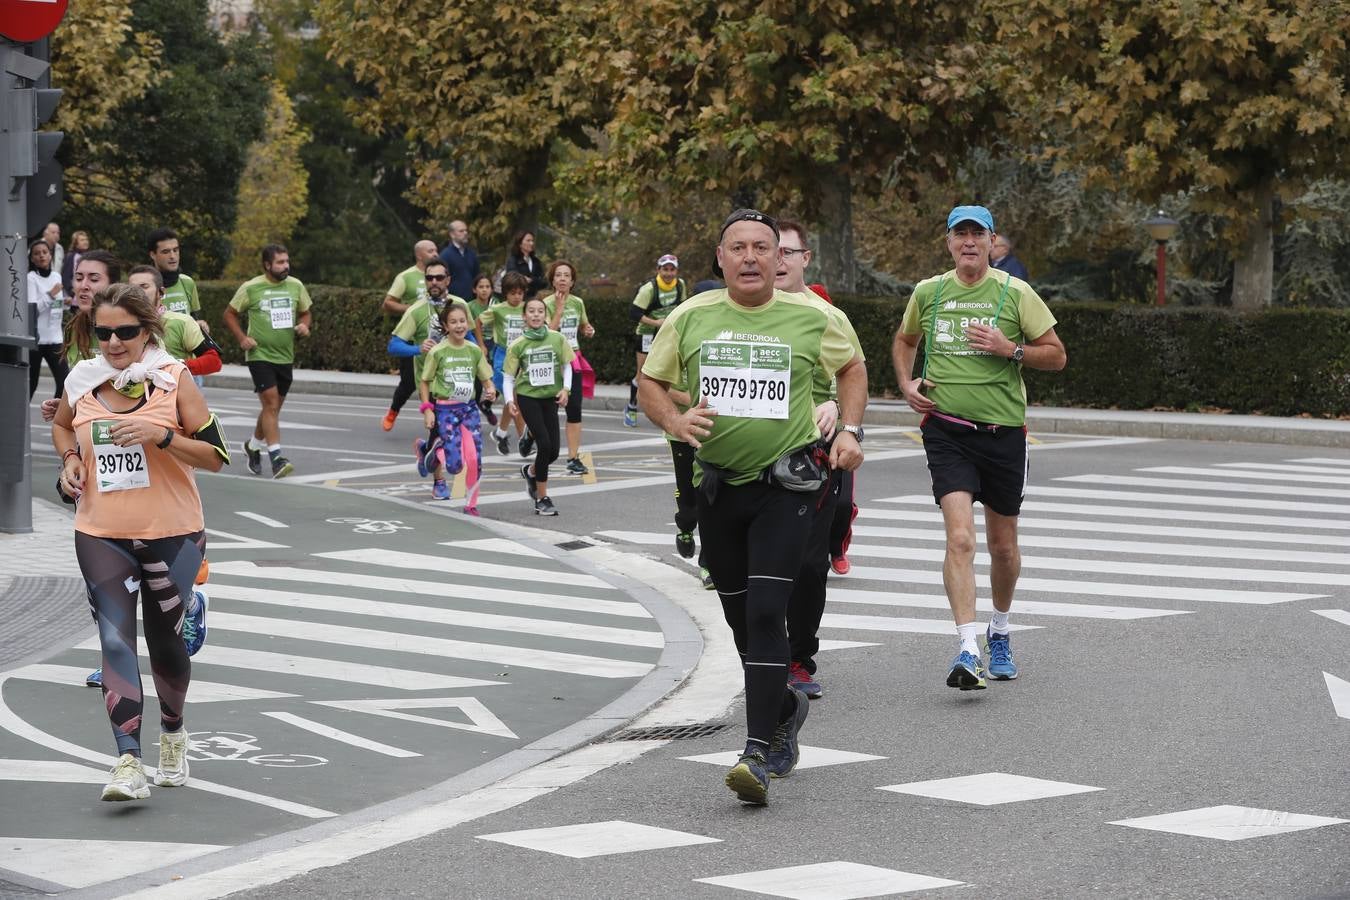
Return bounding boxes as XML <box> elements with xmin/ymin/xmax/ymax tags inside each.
<box><xmin>724</xmin><ymin>746</ymin><xmax>770</xmax><ymax>805</ymax></box>
<box><xmin>766</xmin><ymin>687</ymin><xmax>809</xmax><ymax>778</ymax></box>
<box><xmin>414</xmin><ymin>439</ymin><xmax>428</xmax><ymax>477</ymax></box>
<box><xmin>623</xmin><ymin>405</ymin><xmax>638</xmax><ymax>428</ymax></box>
<box><xmin>182</xmin><ymin>590</ymin><xmax>208</xmax><ymax>657</ymax></box>
<box><xmin>788</xmin><ymin>661</ymin><xmax>823</xmax><ymax>699</ymax></box>
<box><xmin>432</xmin><ymin>479</ymin><xmax>450</xmax><ymax>500</ymax></box>
<box><xmin>986</xmin><ymin>629</ymin><xmax>1018</xmax><ymax>680</ymax></box>
<box><xmin>85</xmin><ymin>668</ymin><xmax>102</xmax><ymax>687</ymax></box>
<box><xmin>946</xmin><ymin>650</ymin><xmax>987</xmax><ymax>690</ymax></box>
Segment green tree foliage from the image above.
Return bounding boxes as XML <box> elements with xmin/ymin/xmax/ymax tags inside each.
<box><xmin>54</xmin><ymin>0</ymin><xmax>270</xmax><ymax>276</ymax></box>
<box><xmin>996</xmin><ymin>0</ymin><xmax>1350</xmax><ymax>308</ymax></box>
<box><xmin>257</xmin><ymin>0</ymin><xmax>429</xmax><ymax>289</ymax></box>
<box><xmin>223</xmin><ymin>81</ymin><xmax>310</xmax><ymax>281</ymax></box>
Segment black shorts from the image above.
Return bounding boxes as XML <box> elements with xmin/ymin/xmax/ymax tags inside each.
<box><xmin>920</xmin><ymin>412</ymin><xmax>1028</xmax><ymax>516</ymax></box>
<box><xmin>247</xmin><ymin>360</ymin><xmax>294</xmax><ymax>396</ymax></box>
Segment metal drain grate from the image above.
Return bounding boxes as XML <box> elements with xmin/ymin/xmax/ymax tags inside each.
<box><xmin>555</xmin><ymin>540</ymin><xmax>594</xmax><ymax>551</ymax></box>
<box><xmin>609</xmin><ymin>723</ymin><xmax>728</xmax><ymax>742</ymax></box>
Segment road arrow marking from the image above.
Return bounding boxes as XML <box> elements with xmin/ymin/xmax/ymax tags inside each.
<box><xmin>1323</xmin><ymin>673</ymin><xmax>1350</xmax><ymax>720</ymax></box>
<box><xmin>312</xmin><ymin>697</ymin><xmax>518</xmax><ymax>739</ymax></box>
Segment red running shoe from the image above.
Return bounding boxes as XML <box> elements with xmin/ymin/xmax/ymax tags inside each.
<box><xmin>830</xmin><ymin>555</ymin><xmax>851</xmax><ymax>576</ymax></box>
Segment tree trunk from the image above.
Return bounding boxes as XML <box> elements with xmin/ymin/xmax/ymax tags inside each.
<box><xmin>1230</xmin><ymin>178</ymin><xmax>1275</xmax><ymax>309</ymax></box>
<box><xmin>814</xmin><ymin>166</ymin><xmax>857</xmax><ymax>294</ymax></box>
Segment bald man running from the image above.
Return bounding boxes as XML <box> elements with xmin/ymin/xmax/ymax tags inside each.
<box><xmin>382</xmin><ymin>240</ymin><xmax>443</xmax><ymax>431</ymax></box>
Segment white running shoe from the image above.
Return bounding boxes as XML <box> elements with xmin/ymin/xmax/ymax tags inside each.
<box><xmin>101</xmin><ymin>752</ymin><xmax>151</xmax><ymax>801</ymax></box>
<box><xmin>155</xmin><ymin>729</ymin><xmax>190</xmax><ymax>786</ymax></box>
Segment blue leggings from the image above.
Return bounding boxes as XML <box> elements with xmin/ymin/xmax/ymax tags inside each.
<box><xmin>434</xmin><ymin>401</ymin><xmax>483</xmax><ymax>505</ymax></box>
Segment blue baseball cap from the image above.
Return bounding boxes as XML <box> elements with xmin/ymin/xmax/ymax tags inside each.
<box><xmin>947</xmin><ymin>205</ymin><xmax>995</xmax><ymax>232</ymax></box>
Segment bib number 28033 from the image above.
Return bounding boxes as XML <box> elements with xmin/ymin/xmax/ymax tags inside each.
<box><xmin>698</xmin><ymin>340</ymin><xmax>791</xmax><ymax>419</ymax></box>
<box><xmin>92</xmin><ymin>420</ymin><xmax>150</xmax><ymax>492</ymax></box>
<box><xmin>268</xmin><ymin>298</ymin><xmax>294</xmax><ymax>329</ymax></box>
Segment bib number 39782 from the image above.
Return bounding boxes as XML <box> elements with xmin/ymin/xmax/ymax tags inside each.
<box><xmin>92</xmin><ymin>420</ymin><xmax>150</xmax><ymax>492</ymax></box>
<box><xmin>698</xmin><ymin>340</ymin><xmax>791</xmax><ymax>419</ymax></box>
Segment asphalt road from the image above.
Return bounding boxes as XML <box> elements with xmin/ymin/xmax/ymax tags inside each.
<box><xmin>5</xmin><ymin>385</ymin><xmax>1348</xmax><ymax>899</ymax></box>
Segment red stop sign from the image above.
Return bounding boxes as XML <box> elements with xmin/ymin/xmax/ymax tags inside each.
<box><xmin>0</xmin><ymin>0</ymin><xmax>69</xmax><ymax>42</ymax></box>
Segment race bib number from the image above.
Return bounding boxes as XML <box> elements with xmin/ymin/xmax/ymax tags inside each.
<box><xmin>91</xmin><ymin>420</ymin><xmax>150</xmax><ymax>492</ymax></box>
<box><xmin>560</xmin><ymin>314</ymin><xmax>580</xmax><ymax>349</ymax></box>
<box><xmin>506</xmin><ymin>317</ymin><xmax>524</xmax><ymax>345</ymax></box>
<box><xmin>640</xmin><ymin>332</ymin><xmax>654</xmax><ymax>354</ymax></box>
<box><xmin>526</xmin><ymin>348</ymin><xmax>556</xmax><ymax>388</ymax></box>
<box><xmin>443</xmin><ymin>366</ymin><xmax>474</xmax><ymax>402</ymax></box>
<box><xmin>268</xmin><ymin>298</ymin><xmax>294</xmax><ymax>329</ymax></box>
<box><xmin>165</xmin><ymin>298</ymin><xmax>190</xmax><ymax>316</ymax></box>
<box><xmin>698</xmin><ymin>340</ymin><xmax>791</xmax><ymax>419</ymax></box>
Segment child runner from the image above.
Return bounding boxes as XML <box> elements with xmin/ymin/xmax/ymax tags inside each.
<box><xmin>417</xmin><ymin>304</ymin><xmax>496</xmax><ymax>510</ymax></box>
<box><xmin>503</xmin><ymin>296</ymin><xmax>573</xmax><ymax>516</ymax></box>
<box><xmin>469</xmin><ymin>274</ymin><xmax>499</xmax><ymax>428</ymax></box>
<box><xmin>479</xmin><ymin>272</ymin><xmax>532</xmax><ymax>457</ymax></box>
<box><xmin>542</xmin><ymin>259</ymin><xmax>596</xmax><ymax>475</ymax></box>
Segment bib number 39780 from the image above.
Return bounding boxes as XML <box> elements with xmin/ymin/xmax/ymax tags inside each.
<box><xmin>698</xmin><ymin>340</ymin><xmax>791</xmax><ymax>419</ymax></box>
<box><xmin>92</xmin><ymin>420</ymin><xmax>150</xmax><ymax>492</ymax></box>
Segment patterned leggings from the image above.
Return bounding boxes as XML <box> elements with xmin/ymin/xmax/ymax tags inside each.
<box><xmin>435</xmin><ymin>401</ymin><xmax>483</xmax><ymax>507</ymax></box>
<box><xmin>75</xmin><ymin>530</ymin><xmax>205</xmax><ymax>757</ymax></box>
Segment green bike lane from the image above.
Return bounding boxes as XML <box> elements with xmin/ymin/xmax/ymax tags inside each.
<box><xmin>0</xmin><ymin>468</ymin><xmax>693</xmax><ymax>894</ymax></box>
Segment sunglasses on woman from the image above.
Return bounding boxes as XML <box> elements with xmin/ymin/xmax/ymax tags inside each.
<box><xmin>93</xmin><ymin>324</ymin><xmax>145</xmax><ymax>341</ymax></box>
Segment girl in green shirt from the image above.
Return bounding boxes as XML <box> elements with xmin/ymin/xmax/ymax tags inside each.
<box><xmin>503</xmin><ymin>296</ymin><xmax>574</xmax><ymax>516</ymax></box>
<box><xmin>418</xmin><ymin>304</ymin><xmax>497</xmax><ymax>510</ymax></box>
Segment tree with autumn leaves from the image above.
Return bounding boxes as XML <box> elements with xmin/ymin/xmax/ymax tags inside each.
<box><xmin>293</xmin><ymin>2</ymin><xmax>1350</xmax><ymax>304</ymax></box>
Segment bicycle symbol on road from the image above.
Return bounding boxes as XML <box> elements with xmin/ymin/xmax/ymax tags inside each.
<box><xmin>187</xmin><ymin>732</ymin><xmax>328</xmax><ymax>768</ymax></box>
<box><xmin>325</xmin><ymin>516</ymin><xmax>414</xmax><ymax>535</ymax></box>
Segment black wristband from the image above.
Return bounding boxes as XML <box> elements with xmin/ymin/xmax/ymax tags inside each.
<box><xmin>157</xmin><ymin>428</ymin><xmax>174</xmax><ymax>449</ymax></box>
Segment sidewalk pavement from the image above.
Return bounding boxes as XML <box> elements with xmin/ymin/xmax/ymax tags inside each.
<box><xmin>204</xmin><ymin>364</ymin><xmax>1350</xmax><ymax>448</ymax></box>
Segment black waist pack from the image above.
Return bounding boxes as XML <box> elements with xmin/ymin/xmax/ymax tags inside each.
<box><xmin>767</xmin><ymin>442</ymin><xmax>828</xmax><ymax>493</ymax></box>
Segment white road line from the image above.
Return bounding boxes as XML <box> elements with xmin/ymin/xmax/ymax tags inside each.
<box><xmin>260</xmin><ymin>712</ymin><xmax>421</xmax><ymax>758</ymax></box>
<box><xmin>337</xmin><ymin>456</ymin><xmax>400</xmax><ymax>465</ymax></box>
<box><xmin>1029</xmin><ymin>485</ymin><xmax>1350</xmax><ymax>516</ymax></box>
<box><xmin>469</xmin><ymin>473</ymin><xmax>674</xmax><ymax>505</ymax></box>
<box><xmin>857</xmin><ymin>508</ymin><xmax>1350</xmax><ymax>544</ymax></box>
<box><xmin>827</xmin><ymin>588</ymin><xmax>1187</xmax><ymax>620</ymax></box>
<box><xmin>0</xmin><ymin>839</ymin><xmax>230</xmax><ymax>891</ymax></box>
<box><xmin>1291</xmin><ymin>457</ymin><xmax>1350</xmax><ymax>467</ymax></box>
<box><xmin>315</xmin><ymin>547</ymin><xmax>609</xmax><ymax>589</ymax></box>
<box><xmin>124</xmin><ymin>740</ymin><xmax>665</xmax><ymax>900</ymax></box>
<box><xmin>1324</xmin><ymin>673</ymin><xmax>1350</xmax><ymax>719</ymax></box>
<box><xmin>820</xmin><ymin>613</ymin><xmax>1040</xmax><ymax>635</ymax></box>
<box><xmin>234</xmin><ymin>511</ymin><xmax>289</xmax><ymax>528</ymax></box>
<box><xmin>838</xmin><ymin>566</ymin><xmax>1320</xmax><ymax>605</ymax></box>
<box><xmin>204</xmin><ymin>611</ymin><xmax>654</xmax><ymax>679</ymax></box>
<box><xmin>1141</xmin><ymin>465</ymin><xmax>1350</xmax><ymax>487</ymax></box>
<box><xmin>313</xmin><ymin>697</ymin><xmax>517</xmax><ymax>739</ymax></box>
<box><xmin>1312</xmin><ymin>609</ymin><xmax>1350</xmax><ymax>628</ymax></box>
<box><xmin>204</xmin><ymin>527</ymin><xmax>289</xmax><ymax>551</ymax></box>
<box><xmin>0</xmin><ymin>672</ymin><xmax>335</xmax><ymax>819</ymax></box>
<box><xmin>1216</xmin><ymin>462</ymin><xmax>1350</xmax><ymax>476</ymax></box>
<box><xmin>215</xmin><ymin>416</ymin><xmax>341</xmax><ymax>433</ymax></box>
<box><xmin>6</xmin><ymin>760</ymin><xmax>111</xmax><ymax>784</ymax></box>
<box><xmin>441</xmin><ymin>538</ymin><xmax>548</xmax><ymax>558</ymax></box>
<box><xmin>73</xmin><ymin>639</ymin><xmax>504</xmax><ymax>691</ymax></box>
<box><xmin>1056</xmin><ymin>473</ymin><xmax>1350</xmax><ymax>502</ymax></box>
<box><xmin>843</xmin><ymin>533</ymin><xmax>1350</xmax><ymax>567</ymax></box>
<box><xmin>595</xmin><ymin>530</ymin><xmax>673</xmax><ymax>545</ymax></box>
<box><xmin>206</xmin><ymin>584</ymin><xmax>663</xmax><ymax>648</ymax></box>
<box><xmin>9</xmin><ymin>664</ymin><xmax>299</xmax><ymax>703</ymax></box>
<box><xmin>209</xmin><ymin>561</ymin><xmax>651</xmax><ymax>619</ymax></box>
<box><xmin>286</xmin><ymin>462</ymin><xmax>413</xmax><ymax>483</ymax></box>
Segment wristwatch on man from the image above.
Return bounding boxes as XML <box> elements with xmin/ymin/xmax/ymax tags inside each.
<box><xmin>1011</xmin><ymin>343</ymin><xmax>1025</xmax><ymax>363</ymax></box>
<box><xmin>839</xmin><ymin>423</ymin><xmax>864</xmax><ymax>443</ymax></box>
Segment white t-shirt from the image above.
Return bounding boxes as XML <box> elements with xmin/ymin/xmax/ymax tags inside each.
<box><xmin>28</xmin><ymin>269</ymin><xmax>65</xmax><ymax>345</ymax></box>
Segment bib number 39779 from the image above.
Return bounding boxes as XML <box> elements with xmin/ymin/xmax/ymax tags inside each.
<box><xmin>698</xmin><ymin>340</ymin><xmax>791</xmax><ymax>419</ymax></box>
<box><xmin>92</xmin><ymin>420</ymin><xmax>150</xmax><ymax>492</ymax></box>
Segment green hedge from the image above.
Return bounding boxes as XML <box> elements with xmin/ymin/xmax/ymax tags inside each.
<box><xmin>198</xmin><ymin>283</ymin><xmax>1350</xmax><ymax>417</ymax></box>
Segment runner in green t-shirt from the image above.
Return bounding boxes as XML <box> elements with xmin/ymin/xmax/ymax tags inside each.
<box><xmin>623</xmin><ymin>253</ymin><xmax>687</xmax><ymax>426</ymax></box>
<box><xmin>127</xmin><ymin>266</ymin><xmax>223</xmax><ymax>378</ymax></box>
<box><xmin>892</xmin><ymin>204</ymin><xmax>1067</xmax><ymax>692</ymax></box>
<box><xmin>639</xmin><ymin>209</ymin><xmax>866</xmax><ymax>805</ymax></box>
<box><xmin>384</xmin><ymin>257</ymin><xmax>481</xmax><ymax>429</ymax></box>
<box><xmin>416</xmin><ymin>303</ymin><xmax>496</xmax><ymax>510</ymax></box>
<box><xmin>223</xmin><ymin>244</ymin><xmax>313</xmax><ymax>479</ymax></box>
<box><xmin>146</xmin><ymin>228</ymin><xmax>207</xmax><ymax>335</ymax></box>
<box><xmin>467</xmin><ymin>273</ymin><xmax>503</xmax><ymax>430</ymax></box>
<box><xmin>379</xmin><ymin>240</ymin><xmax>441</xmax><ymax>431</ymax></box>
<box><xmin>542</xmin><ymin>259</ymin><xmax>596</xmax><ymax>476</ymax></box>
<box><xmin>503</xmin><ymin>295</ymin><xmax>575</xmax><ymax>516</ymax></box>
<box><xmin>478</xmin><ymin>271</ymin><xmax>532</xmax><ymax>456</ymax></box>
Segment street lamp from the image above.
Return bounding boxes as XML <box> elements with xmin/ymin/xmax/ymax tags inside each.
<box><xmin>1143</xmin><ymin>210</ymin><xmax>1180</xmax><ymax>307</ymax></box>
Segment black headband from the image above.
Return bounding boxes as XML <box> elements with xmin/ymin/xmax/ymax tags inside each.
<box><xmin>719</xmin><ymin>208</ymin><xmax>779</xmax><ymax>241</ymax></box>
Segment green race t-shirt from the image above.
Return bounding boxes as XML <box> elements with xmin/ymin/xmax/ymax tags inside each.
<box><xmin>643</xmin><ymin>289</ymin><xmax>860</xmax><ymax>484</ymax></box>
<box><xmin>385</xmin><ymin>266</ymin><xmax>428</xmax><ymax>307</ymax></box>
<box><xmin>228</xmin><ymin>275</ymin><xmax>313</xmax><ymax>364</ymax></box>
<box><xmin>421</xmin><ymin>339</ymin><xmax>492</xmax><ymax>403</ymax></box>
<box><xmin>632</xmin><ymin>278</ymin><xmax>686</xmax><ymax>336</ymax></box>
<box><xmin>504</xmin><ymin>331</ymin><xmax>575</xmax><ymax>399</ymax></box>
<box><xmin>393</xmin><ymin>296</ymin><xmax>470</xmax><ymax>379</ymax></box>
<box><xmin>810</xmin><ymin>303</ymin><xmax>862</xmax><ymax>405</ymax></box>
<box><xmin>899</xmin><ymin>269</ymin><xmax>1056</xmax><ymax>426</ymax></box>
<box><xmin>479</xmin><ymin>301</ymin><xmax>526</xmax><ymax>348</ymax></box>
<box><xmin>543</xmin><ymin>292</ymin><xmax>589</xmax><ymax>350</ymax></box>
<box><xmin>162</xmin><ymin>273</ymin><xmax>200</xmax><ymax>318</ymax></box>
<box><xmin>161</xmin><ymin>311</ymin><xmax>206</xmax><ymax>362</ymax></box>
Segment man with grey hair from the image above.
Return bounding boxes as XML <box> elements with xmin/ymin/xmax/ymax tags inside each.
<box><xmin>381</xmin><ymin>239</ymin><xmax>442</xmax><ymax>430</ymax></box>
<box><xmin>438</xmin><ymin>219</ymin><xmax>480</xmax><ymax>301</ymax></box>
